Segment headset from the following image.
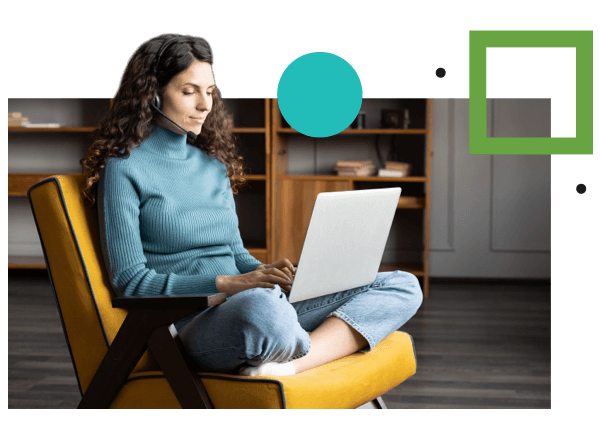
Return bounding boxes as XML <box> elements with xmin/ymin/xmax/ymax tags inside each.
<box><xmin>150</xmin><ymin>35</ymin><xmax>198</xmax><ymax>141</ymax></box>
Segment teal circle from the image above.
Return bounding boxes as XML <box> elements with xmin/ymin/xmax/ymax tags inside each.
<box><xmin>277</xmin><ymin>52</ymin><xmax>362</xmax><ymax>137</ymax></box>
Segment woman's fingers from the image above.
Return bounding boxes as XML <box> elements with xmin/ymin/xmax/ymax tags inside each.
<box><xmin>263</xmin><ymin>259</ymin><xmax>296</xmax><ymax>281</ymax></box>
<box><xmin>262</xmin><ymin>267</ymin><xmax>292</xmax><ymax>285</ymax></box>
<box><xmin>283</xmin><ymin>258</ymin><xmax>295</xmax><ymax>273</ymax></box>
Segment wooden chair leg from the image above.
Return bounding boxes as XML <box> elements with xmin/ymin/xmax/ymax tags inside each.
<box><xmin>148</xmin><ymin>324</ymin><xmax>214</xmax><ymax>409</ymax></box>
<box><xmin>78</xmin><ymin>310</ymin><xmax>156</xmax><ymax>408</ymax></box>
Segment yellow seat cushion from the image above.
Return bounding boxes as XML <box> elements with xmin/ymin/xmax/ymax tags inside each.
<box><xmin>110</xmin><ymin>330</ymin><xmax>416</xmax><ymax>409</ymax></box>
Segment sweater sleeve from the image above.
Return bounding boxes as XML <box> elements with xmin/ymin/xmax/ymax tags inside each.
<box><xmin>97</xmin><ymin>158</ymin><xmax>220</xmax><ymax>297</ymax></box>
<box><xmin>224</xmin><ymin>177</ymin><xmax>264</xmax><ymax>274</ymax></box>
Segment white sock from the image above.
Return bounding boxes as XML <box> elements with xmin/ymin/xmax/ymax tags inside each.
<box><xmin>239</xmin><ymin>361</ymin><xmax>296</xmax><ymax>376</ymax></box>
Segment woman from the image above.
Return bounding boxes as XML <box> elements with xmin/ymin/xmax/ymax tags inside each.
<box><xmin>80</xmin><ymin>33</ymin><xmax>423</xmax><ymax>377</ymax></box>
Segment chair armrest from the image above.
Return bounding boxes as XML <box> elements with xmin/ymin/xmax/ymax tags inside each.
<box><xmin>112</xmin><ymin>293</ymin><xmax>226</xmax><ymax>311</ymax></box>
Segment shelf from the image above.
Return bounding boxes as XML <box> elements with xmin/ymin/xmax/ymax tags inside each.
<box><xmin>8</xmin><ymin>173</ymin><xmax>267</xmax><ymax>196</ymax></box>
<box><xmin>9</xmin><ymin>173</ymin><xmax>76</xmax><ymax>196</ymax></box>
<box><xmin>276</xmin><ymin>128</ymin><xmax>427</xmax><ymax>135</ymax></box>
<box><xmin>9</xmin><ymin>127</ymin><xmax>97</xmax><ymax>132</ymax></box>
<box><xmin>397</xmin><ymin>197</ymin><xmax>425</xmax><ymax>209</ymax></box>
<box><xmin>9</xmin><ymin>126</ymin><xmax>266</xmax><ymax>134</ymax></box>
<box><xmin>243</xmin><ymin>174</ymin><xmax>266</xmax><ymax>181</ymax></box>
<box><xmin>276</xmin><ymin>175</ymin><xmax>427</xmax><ymax>182</ymax></box>
<box><xmin>8</xmin><ymin>255</ymin><xmax>47</xmax><ymax>269</ymax></box>
<box><xmin>230</xmin><ymin>127</ymin><xmax>266</xmax><ymax>134</ymax></box>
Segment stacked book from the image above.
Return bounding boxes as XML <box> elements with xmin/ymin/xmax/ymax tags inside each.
<box><xmin>334</xmin><ymin>159</ymin><xmax>376</xmax><ymax>176</ymax></box>
<box><xmin>378</xmin><ymin>161</ymin><xmax>411</xmax><ymax>177</ymax></box>
<box><xmin>8</xmin><ymin>112</ymin><xmax>61</xmax><ymax>128</ymax></box>
<box><xmin>8</xmin><ymin>112</ymin><xmax>28</xmax><ymax>127</ymax></box>
<box><xmin>334</xmin><ymin>160</ymin><xmax>411</xmax><ymax>177</ymax></box>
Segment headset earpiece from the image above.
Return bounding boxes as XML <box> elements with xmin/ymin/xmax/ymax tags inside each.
<box><xmin>152</xmin><ymin>36</ymin><xmax>177</xmax><ymax>112</ymax></box>
<box><xmin>149</xmin><ymin>35</ymin><xmax>198</xmax><ymax>141</ymax></box>
<box><xmin>152</xmin><ymin>94</ymin><xmax>161</xmax><ymax>111</ymax></box>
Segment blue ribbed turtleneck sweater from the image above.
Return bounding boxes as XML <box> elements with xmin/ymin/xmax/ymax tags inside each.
<box><xmin>97</xmin><ymin>124</ymin><xmax>264</xmax><ymax>297</ymax></box>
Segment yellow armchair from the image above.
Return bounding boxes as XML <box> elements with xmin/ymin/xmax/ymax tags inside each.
<box><xmin>27</xmin><ymin>174</ymin><xmax>418</xmax><ymax>409</ymax></box>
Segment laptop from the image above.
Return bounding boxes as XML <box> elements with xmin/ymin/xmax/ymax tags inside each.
<box><xmin>287</xmin><ymin>187</ymin><xmax>401</xmax><ymax>303</ymax></box>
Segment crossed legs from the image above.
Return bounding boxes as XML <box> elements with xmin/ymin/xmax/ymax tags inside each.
<box><xmin>291</xmin><ymin>315</ymin><xmax>368</xmax><ymax>374</ymax></box>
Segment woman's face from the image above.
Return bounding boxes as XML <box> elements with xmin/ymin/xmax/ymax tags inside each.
<box><xmin>157</xmin><ymin>59</ymin><xmax>216</xmax><ymax>136</ymax></box>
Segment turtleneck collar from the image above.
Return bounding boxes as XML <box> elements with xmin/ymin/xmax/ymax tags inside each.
<box><xmin>141</xmin><ymin>124</ymin><xmax>190</xmax><ymax>160</ymax></box>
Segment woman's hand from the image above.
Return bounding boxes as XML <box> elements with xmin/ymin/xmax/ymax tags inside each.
<box><xmin>216</xmin><ymin>259</ymin><xmax>296</xmax><ymax>296</ymax></box>
<box><xmin>255</xmin><ymin>259</ymin><xmax>296</xmax><ymax>295</ymax></box>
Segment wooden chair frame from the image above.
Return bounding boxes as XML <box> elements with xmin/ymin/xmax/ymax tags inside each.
<box><xmin>78</xmin><ymin>294</ymin><xmax>225</xmax><ymax>408</ymax></box>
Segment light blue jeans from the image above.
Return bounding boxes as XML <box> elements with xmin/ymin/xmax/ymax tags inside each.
<box><xmin>175</xmin><ymin>270</ymin><xmax>423</xmax><ymax>374</ymax></box>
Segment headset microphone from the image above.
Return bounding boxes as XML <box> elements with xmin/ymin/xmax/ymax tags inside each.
<box><xmin>151</xmin><ymin>36</ymin><xmax>199</xmax><ymax>141</ymax></box>
<box><xmin>151</xmin><ymin>96</ymin><xmax>198</xmax><ymax>141</ymax></box>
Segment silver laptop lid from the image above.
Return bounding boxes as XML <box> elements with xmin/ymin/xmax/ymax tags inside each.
<box><xmin>288</xmin><ymin>187</ymin><xmax>401</xmax><ymax>303</ymax></box>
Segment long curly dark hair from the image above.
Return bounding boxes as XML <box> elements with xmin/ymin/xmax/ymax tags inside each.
<box><xmin>80</xmin><ymin>33</ymin><xmax>247</xmax><ymax>208</ymax></box>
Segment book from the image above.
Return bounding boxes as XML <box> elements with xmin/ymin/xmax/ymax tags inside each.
<box><xmin>378</xmin><ymin>168</ymin><xmax>408</xmax><ymax>177</ymax></box>
<box><xmin>8</xmin><ymin>112</ymin><xmax>22</xmax><ymax>118</ymax></box>
<box><xmin>8</xmin><ymin>117</ymin><xmax>28</xmax><ymax>127</ymax></box>
<box><xmin>384</xmin><ymin>161</ymin><xmax>409</xmax><ymax>170</ymax></box>
<box><xmin>336</xmin><ymin>164</ymin><xmax>377</xmax><ymax>176</ymax></box>
<box><xmin>22</xmin><ymin>122</ymin><xmax>61</xmax><ymax>128</ymax></box>
<box><xmin>335</xmin><ymin>159</ymin><xmax>373</xmax><ymax>168</ymax></box>
<box><xmin>383</xmin><ymin>161</ymin><xmax>411</xmax><ymax>176</ymax></box>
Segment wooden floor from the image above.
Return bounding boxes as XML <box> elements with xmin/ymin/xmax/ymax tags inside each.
<box><xmin>8</xmin><ymin>269</ymin><xmax>550</xmax><ymax>409</ymax></box>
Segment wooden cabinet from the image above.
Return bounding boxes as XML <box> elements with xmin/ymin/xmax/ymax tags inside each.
<box><xmin>275</xmin><ymin>178</ymin><xmax>352</xmax><ymax>262</ymax></box>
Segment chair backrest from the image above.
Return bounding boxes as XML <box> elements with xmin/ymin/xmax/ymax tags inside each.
<box><xmin>27</xmin><ymin>175</ymin><xmax>156</xmax><ymax>397</ymax></box>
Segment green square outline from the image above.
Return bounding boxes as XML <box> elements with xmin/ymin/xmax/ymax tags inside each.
<box><xmin>469</xmin><ymin>30</ymin><xmax>593</xmax><ymax>155</ymax></box>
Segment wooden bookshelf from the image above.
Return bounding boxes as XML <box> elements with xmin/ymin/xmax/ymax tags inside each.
<box><xmin>270</xmin><ymin>98</ymin><xmax>432</xmax><ymax>298</ymax></box>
